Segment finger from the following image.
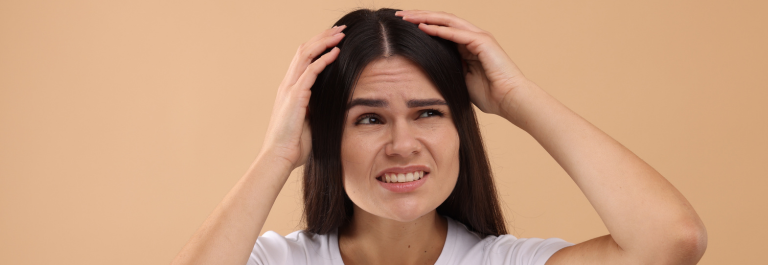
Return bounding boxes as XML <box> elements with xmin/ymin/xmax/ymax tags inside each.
<box><xmin>283</xmin><ymin>26</ymin><xmax>345</xmax><ymax>84</ymax></box>
<box><xmin>283</xmin><ymin>31</ymin><xmax>345</xmax><ymax>87</ymax></box>
<box><xmin>416</xmin><ymin>23</ymin><xmax>491</xmax><ymax>54</ymax></box>
<box><xmin>305</xmin><ymin>25</ymin><xmax>346</xmax><ymax>49</ymax></box>
<box><xmin>283</xmin><ymin>26</ymin><xmax>343</xmax><ymax>82</ymax></box>
<box><xmin>395</xmin><ymin>10</ymin><xmax>483</xmax><ymax>33</ymax></box>
<box><xmin>294</xmin><ymin>46</ymin><xmax>340</xmax><ymax>92</ymax></box>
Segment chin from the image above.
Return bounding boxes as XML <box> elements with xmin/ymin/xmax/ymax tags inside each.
<box><xmin>379</xmin><ymin>197</ymin><xmax>438</xmax><ymax>222</ymax></box>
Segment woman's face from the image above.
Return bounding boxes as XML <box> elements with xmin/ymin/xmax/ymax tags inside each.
<box><xmin>341</xmin><ymin>55</ymin><xmax>460</xmax><ymax>222</ymax></box>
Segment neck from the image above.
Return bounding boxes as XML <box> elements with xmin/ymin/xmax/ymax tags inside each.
<box><xmin>338</xmin><ymin>207</ymin><xmax>448</xmax><ymax>265</ymax></box>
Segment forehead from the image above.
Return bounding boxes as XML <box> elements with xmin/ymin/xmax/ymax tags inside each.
<box><xmin>352</xmin><ymin>56</ymin><xmax>442</xmax><ymax>99</ymax></box>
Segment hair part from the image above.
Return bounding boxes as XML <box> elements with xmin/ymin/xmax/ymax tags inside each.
<box><xmin>303</xmin><ymin>8</ymin><xmax>507</xmax><ymax>237</ymax></box>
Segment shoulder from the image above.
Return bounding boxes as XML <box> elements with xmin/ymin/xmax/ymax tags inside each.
<box><xmin>247</xmin><ymin>230</ymin><xmax>340</xmax><ymax>265</ymax></box>
<box><xmin>443</xmin><ymin>218</ymin><xmax>574</xmax><ymax>265</ymax></box>
<box><xmin>479</xmin><ymin>235</ymin><xmax>574</xmax><ymax>265</ymax></box>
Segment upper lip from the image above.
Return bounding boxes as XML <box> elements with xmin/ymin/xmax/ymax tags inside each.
<box><xmin>376</xmin><ymin>165</ymin><xmax>431</xmax><ymax>178</ymax></box>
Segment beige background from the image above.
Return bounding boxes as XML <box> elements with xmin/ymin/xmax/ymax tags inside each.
<box><xmin>1</xmin><ymin>0</ymin><xmax>765</xmax><ymax>264</ymax></box>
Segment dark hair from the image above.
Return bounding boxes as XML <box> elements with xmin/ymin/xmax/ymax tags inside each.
<box><xmin>303</xmin><ymin>8</ymin><xmax>507</xmax><ymax>237</ymax></box>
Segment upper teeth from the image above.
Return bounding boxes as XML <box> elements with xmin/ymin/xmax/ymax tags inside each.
<box><xmin>383</xmin><ymin>171</ymin><xmax>425</xmax><ymax>183</ymax></box>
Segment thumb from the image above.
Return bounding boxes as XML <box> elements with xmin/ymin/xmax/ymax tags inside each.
<box><xmin>296</xmin><ymin>119</ymin><xmax>312</xmax><ymax>168</ymax></box>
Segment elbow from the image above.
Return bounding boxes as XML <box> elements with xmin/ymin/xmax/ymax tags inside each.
<box><xmin>665</xmin><ymin>218</ymin><xmax>708</xmax><ymax>265</ymax></box>
<box><xmin>685</xmin><ymin>220</ymin><xmax>709</xmax><ymax>263</ymax></box>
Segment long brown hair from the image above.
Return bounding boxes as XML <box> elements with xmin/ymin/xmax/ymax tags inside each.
<box><xmin>303</xmin><ymin>8</ymin><xmax>507</xmax><ymax>237</ymax></box>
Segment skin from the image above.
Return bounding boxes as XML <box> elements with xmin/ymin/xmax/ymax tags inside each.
<box><xmin>338</xmin><ymin>56</ymin><xmax>459</xmax><ymax>264</ymax></box>
<box><xmin>172</xmin><ymin>9</ymin><xmax>708</xmax><ymax>265</ymax></box>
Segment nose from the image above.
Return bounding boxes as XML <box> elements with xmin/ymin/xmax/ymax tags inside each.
<box><xmin>385</xmin><ymin>120</ymin><xmax>422</xmax><ymax>158</ymax></box>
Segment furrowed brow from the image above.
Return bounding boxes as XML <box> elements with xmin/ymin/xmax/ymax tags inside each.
<box><xmin>407</xmin><ymin>99</ymin><xmax>447</xmax><ymax>108</ymax></box>
<box><xmin>347</xmin><ymin>98</ymin><xmax>388</xmax><ymax>109</ymax></box>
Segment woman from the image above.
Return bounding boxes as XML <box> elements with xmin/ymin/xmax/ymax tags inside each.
<box><xmin>173</xmin><ymin>8</ymin><xmax>707</xmax><ymax>265</ymax></box>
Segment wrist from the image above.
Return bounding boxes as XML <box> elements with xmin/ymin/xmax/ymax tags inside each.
<box><xmin>499</xmin><ymin>79</ymin><xmax>540</xmax><ymax>127</ymax></box>
<box><xmin>255</xmin><ymin>147</ymin><xmax>298</xmax><ymax>174</ymax></box>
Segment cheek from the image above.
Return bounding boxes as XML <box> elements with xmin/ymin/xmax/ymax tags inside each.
<box><xmin>446</xmin><ymin>132</ymin><xmax>461</xmax><ymax>180</ymax></box>
<box><xmin>341</xmin><ymin>133</ymin><xmax>379</xmax><ymax>184</ymax></box>
<box><xmin>422</xmin><ymin>125</ymin><xmax>461</xmax><ymax>185</ymax></box>
<box><xmin>443</xmin><ymin>131</ymin><xmax>461</xmax><ymax>198</ymax></box>
<box><xmin>430</xmin><ymin>127</ymin><xmax>460</xmax><ymax>165</ymax></box>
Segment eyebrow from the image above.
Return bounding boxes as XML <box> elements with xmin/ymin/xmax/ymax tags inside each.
<box><xmin>407</xmin><ymin>99</ymin><xmax>447</xmax><ymax>108</ymax></box>
<box><xmin>347</xmin><ymin>98</ymin><xmax>447</xmax><ymax>109</ymax></box>
<box><xmin>347</xmin><ymin>98</ymin><xmax>387</xmax><ymax>109</ymax></box>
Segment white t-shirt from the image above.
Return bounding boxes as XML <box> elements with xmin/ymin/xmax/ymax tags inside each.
<box><xmin>248</xmin><ymin>217</ymin><xmax>573</xmax><ymax>265</ymax></box>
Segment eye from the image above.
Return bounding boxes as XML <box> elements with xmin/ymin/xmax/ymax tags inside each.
<box><xmin>355</xmin><ymin>114</ymin><xmax>383</xmax><ymax>125</ymax></box>
<box><xmin>418</xmin><ymin>109</ymin><xmax>445</xmax><ymax>119</ymax></box>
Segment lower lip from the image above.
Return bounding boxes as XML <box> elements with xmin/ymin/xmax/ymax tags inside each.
<box><xmin>378</xmin><ymin>174</ymin><xmax>429</xmax><ymax>193</ymax></box>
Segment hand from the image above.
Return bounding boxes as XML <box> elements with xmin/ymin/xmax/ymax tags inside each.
<box><xmin>260</xmin><ymin>25</ymin><xmax>346</xmax><ymax>170</ymax></box>
<box><xmin>395</xmin><ymin>10</ymin><xmax>528</xmax><ymax>118</ymax></box>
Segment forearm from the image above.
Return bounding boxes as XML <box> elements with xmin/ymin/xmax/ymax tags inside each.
<box><xmin>172</xmin><ymin>152</ymin><xmax>294</xmax><ymax>265</ymax></box>
<box><xmin>503</xmin><ymin>81</ymin><xmax>706</xmax><ymax>262</ymax></box>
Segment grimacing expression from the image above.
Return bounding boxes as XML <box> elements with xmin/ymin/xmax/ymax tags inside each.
<box><xmin>341</xmin><ymin>55</ymin><xmax>461</xmax><ymax>222</ymax></box>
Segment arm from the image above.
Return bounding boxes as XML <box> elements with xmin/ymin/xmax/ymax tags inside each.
<box><xmin>171</xmin><ymin>153</ymin><xmax>293</xmax><ymax>265</ymax></box>
<box><xmin>171</xmin><ymin>25</ymin><xmax>346</xmax><ymax>265</ymax></box>
<box><xmin>504</xmin><ymin>80</ymin><xmax>707</xmax><ymax>265</ymax></box>
<box><xmin>396</xmin><ymin>10</ymin><xmax>707</xmax><ymax>264</ymax></box>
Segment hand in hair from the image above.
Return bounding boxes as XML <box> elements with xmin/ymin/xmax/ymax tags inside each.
<box><xmin>171</xmin><ymin>26</ymin><xmax>345</xmax><ymax>265</ymax></box>
<box><xmin>396</xmin><ymin>10</ymin><xmax>527</xmax><ymax>119</ymax></box>
<box><xmin>261</xmin><ymin>26</ymin><xmax>345</xmax><ymax>170</ymax></box>
<box><xmin>399</xmin><ymin>9</ymin><xmax>707</xmax><ymax>265</ymax></box>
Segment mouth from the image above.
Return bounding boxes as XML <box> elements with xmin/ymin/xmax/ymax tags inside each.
<box><xmin>376</xmin><ymin>171</ymin><xmax>429</xmax><ymax>183</ymax></box>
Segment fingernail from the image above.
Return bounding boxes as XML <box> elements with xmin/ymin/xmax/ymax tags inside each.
<box><xmin>332</xmin><ymin>25</ymin><xmax>338</xmax><ymax>28</ymax></box>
